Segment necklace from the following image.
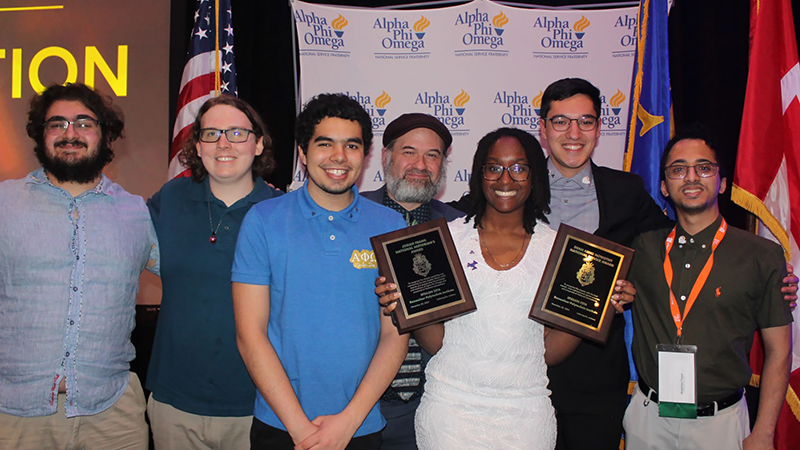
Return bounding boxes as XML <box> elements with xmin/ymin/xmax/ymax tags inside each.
<box><xmin>478</xmin><ymin>228</ymin><xmax>530</xmax><ymax>268</ymax></box>
<box><xmin>207</xmin><ymin>199</ymin><xmax>224</xmax><ymax>244</ymax></box>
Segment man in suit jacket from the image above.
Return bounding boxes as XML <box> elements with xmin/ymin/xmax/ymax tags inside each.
<box><xmin>361</xmin><ymin>113</ymin><xmax>464</xmax><ymax>450</ymax></box>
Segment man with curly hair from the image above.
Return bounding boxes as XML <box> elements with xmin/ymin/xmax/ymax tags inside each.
<box><xmin>233</xmin><ymin>93</ymin><xmax>409</xmax><ymax>450</ymax></box>
<box><xmin>0</xmin><ymin>83</ymin><xmax>158</xmax><ymax>449</ymax></box>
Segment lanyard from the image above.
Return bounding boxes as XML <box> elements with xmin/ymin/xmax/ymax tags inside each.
<box><xmin>663</xmin><ymin>219</ymin><xmax>727</xmax><ymax>344</ymax></box>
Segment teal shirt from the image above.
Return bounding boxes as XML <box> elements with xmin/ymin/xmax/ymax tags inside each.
<box><xmin>146</xmin><ymin>176</ymin><xmax>282</xmax><ymax>416</ymax></box>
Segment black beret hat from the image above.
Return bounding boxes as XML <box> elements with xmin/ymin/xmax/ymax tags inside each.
<box><xmin>382</xmin><ymin>113</ymin><xmax>452</xmax><ymax>150</ymax></box>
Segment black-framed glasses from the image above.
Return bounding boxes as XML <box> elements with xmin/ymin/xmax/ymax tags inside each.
<box><xmin>43</xmin><ymin>118</ymin><xmax>101</xmax><ymax>135</ymax></box>
<box><xmin>664</xmin><ymin>163</ymin><xmax>719</xmax><ymax>179</ymax></box>
<box><xmin>199</xmin><ymin>128</ymin><xmax>255</xmax><ymax>143</ymax></box>
<box><xmin>482</xmin><ymin>163</ymin><xmax>531</xmax><ymax>181</ymax></box>
<box><xmin>545</xmin><ymin>115</ymin><xmax>599</xmax><ymax>132</ymax></box>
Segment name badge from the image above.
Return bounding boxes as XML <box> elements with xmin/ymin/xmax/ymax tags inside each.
<box><xmin>657</xmin><ymin>344</ymin><xmax>697</xmax><ymax>419</ymax></box>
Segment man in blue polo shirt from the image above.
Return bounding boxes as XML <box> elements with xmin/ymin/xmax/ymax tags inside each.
<box><xmin>232</xmin><ymin>93</ymin><xmax>409</xmax><ymax>450</ymax></box>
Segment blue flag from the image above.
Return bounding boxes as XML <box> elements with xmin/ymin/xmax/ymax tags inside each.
<box><xmin>622</xmin><ymin>0</ymin><xmax>673</xmax><ymax>392</ymax></box>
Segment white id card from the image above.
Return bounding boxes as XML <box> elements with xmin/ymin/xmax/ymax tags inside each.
<box><xmin>657</xmin><ymin>344</ymin><xmax>698</xmax><ymax>419</ymax></box>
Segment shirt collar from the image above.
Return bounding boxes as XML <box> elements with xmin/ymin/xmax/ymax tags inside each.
<box><xmin>674</xmin><ymin>215</ymin><xmax>724</xmax><ymax>249</ymax></box>
<box><xmin>26</xmin><ymin>168</ymin><xmax>117</xmax><ymax>200</ymax></box>
<box><xmin>547</xmin><ymin>158</ymin><xmax>594</xmax><ymax>191</ymax></box>
<box><xmin>298</xmin><ymin>179</ymin><xmax>361</xmax><ymax>223</ymax></box>
<box><xmin>188</xmin><ymin>176</ymin><xmax>274</xmax><ymax>207</ymax></box>
<box><xmin>381</xmin><ymin>189</ymin><xmax>432</xmax><ymax>226</ymax></box>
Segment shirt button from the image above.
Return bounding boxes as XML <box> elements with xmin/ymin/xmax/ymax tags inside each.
<box><xmin>701</xmin><ymin>244</ymin><xmax>707</xmax><ymax>249</ymax></box>
<box><xmin>224</xmin><ymin>226</ymin><xmax>229</xmax><ymax>231</ymax></box>
<box><xmin>564</xmin><ymin>199</ymin><xmax>569</xmax><ymax>203</ymax></box>
<box><xmin>65</xmin><ymin>352</ymin><xmax>70</xmax><ymax>357</ymax></box>
<box><xmin>685</xmin><ymin>263</ymin><xmax>691</xmax><ymax>269</ymax></box>
<box><xmin>689</xmin><ymin>238</ymin><xmax>695</xmax><ymax>243</ymax></box>
<box><xmin>72</xmin><ymin>286</ymin><xmax>78</xmax><ymax>292</ymax></box>
<box><xmin>330</xmin><ymin>235</ymin><xmax>336</xmax><ymax>241</ymax></box>
<box><xmin>70</xmin><ymin>320</ymin><xmax>75</xmax><ymax>325</ymax></box>
<box><xmin>328</xmin><ymin>215</ymin><xmax>334</xmax><ymax>221</ymax></box>
<box><xmin>680</xmin><ymin>295</ymin><xmax>687</xmax><ymax>301</ymax></box>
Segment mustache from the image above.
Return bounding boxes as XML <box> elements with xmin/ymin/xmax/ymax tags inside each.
<box><xmin>403</xmin><ymin>168</ymin><xmax>433</xmax><ymax>179</ymax></box>
<box><xmin>54</xmin><ymin>139</ymin><xmax>87</xmax><ymax>148</ymax></box>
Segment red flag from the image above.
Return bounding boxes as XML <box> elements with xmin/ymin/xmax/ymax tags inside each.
<box><xmin>735</xmin><ymin>1</ymin><xmax>800</xmax><ymax>448</ymax></box>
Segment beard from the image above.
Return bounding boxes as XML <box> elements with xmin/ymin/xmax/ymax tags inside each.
<box><xmin>383</xmin><ymin>153</ymin><xmax>446</xmax><ymax>204</ymax></box>
<box><xmin>35</xmin><ymin>138</ymin><xmax>113</xmax><ymax>184</ymax></box>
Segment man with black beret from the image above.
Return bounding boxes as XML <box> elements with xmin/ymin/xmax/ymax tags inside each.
<box><xmin>361</xmin><ymin>113</ymin><xmax>464</xmax><ymax>450</ymax></box>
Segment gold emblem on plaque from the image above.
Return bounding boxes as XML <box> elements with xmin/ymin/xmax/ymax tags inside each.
<box><xmin>412</xmin><ymin>252</ymin><xmax>432</xmax><ymax>277</ymax></box>
<box><xmin>576</xmin><ymin>261</ymin><xmax>596</xmax><ymax>287</ymax></box>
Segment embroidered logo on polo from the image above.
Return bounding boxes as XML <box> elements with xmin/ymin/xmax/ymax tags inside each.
<box><xmin>350</xmin><ymin>249</ymin><xmax>377</xmax><ymax>269</ymax></box>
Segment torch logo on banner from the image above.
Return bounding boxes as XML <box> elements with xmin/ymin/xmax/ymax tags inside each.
<box><xmin>492</xmin><ymin>12</ymin><xmax>509</xmax><ymax>36</ymax></box>
<box><xmin>332</xmin><ymin>14</ymin><xmax>348</xmax><ymax>37</ymax></box>
<box><xmin>533</xmin><ymin>91</ymin><xmax>544</xmax><ymax>116</ymax></box>
<box><xmin>375</xmin><ymin>91</ymin><xmax>392</xmax><ymax>117</ymax></box>
<box><xmin>573</xmin><ymin>16</ymin><xmax>591</xmax><ymax>39</ymax></box>
<box><xmin>454</xmin><ymin>90</ymin><xmax>470</xmax><ymax>115</ymax></box>
<box><xmin>414</xmin><ymin>16</ymin><xmax>430</xmax><ymax>39</ymax></box>
<box><xmin>600</xmin><ymin>89</ymin><xmax>626</xmax><ymax>130</ymax></box>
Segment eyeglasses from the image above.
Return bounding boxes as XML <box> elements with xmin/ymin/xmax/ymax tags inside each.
<box><xmin>43</xmin><ymin>118</ymin><xmax>101</xmax><ymax>135</ymax></box>
<box><xmin>199</xmin><ymin>128</ymin><xmax>255</xmax><ymax>143</ymax></box>
<box><xmin>482</xmin><ymin>163</ymin><xmax>531</xmax><ymax>182</ymax></box>
<box><xmin>545</xmin><ymin>115</ymin><xmax>599</xmax><ymax>132</ymax></box>
<box><xmin>664</xmin><ymin>163</ymin><xmax>719</xmax><ymax>179</ymax></box>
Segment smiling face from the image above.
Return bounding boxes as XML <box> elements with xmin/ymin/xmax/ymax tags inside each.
<box><xmin>383</xmin><ymin>127</ymin><xmax>446</xmax><ymax>207</ymax></box>
<box><xmin>196</xmin><ymin>104</ymin><xmax>264</xmax><ymax>189</ymax></box>
<box><xmin>540</xmin><ymin>94</ymin><xmax>601</xmax><ymax>178</ymax></box>
<box><xmin>482</xmin><ymin>136</ymin><xmax>532</xmax><ymax>216</ymax></box>
<box><xmin>39</xmin><ymin>100</ymin><xmax>110</xmax><ymax>184</ymax></box>
<box><xmin>660</xmin><ymin>138</ymin><xmax>726</xmax><ymax>218</ymax></box>
<box><xmin>299</xmin><ymin>116</ymin><xmax>365</xmax><ymax>210</ymax></box>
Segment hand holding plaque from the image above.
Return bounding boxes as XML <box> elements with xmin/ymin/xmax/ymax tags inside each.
<box><xmin>529</xmin><ymin>224</ymin><xmax>634</xmax><ymax>344</ymax></box>
<box><xmin>371</xmin><ymin>217</ymin><xmax>476</xmax><ymax>334</ymax></box>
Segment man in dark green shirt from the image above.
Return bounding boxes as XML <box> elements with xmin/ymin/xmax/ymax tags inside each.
<box><xmin>624</xmin><ymin>125</ymin><xmax>792</xmax><ymax>450</ymax></box>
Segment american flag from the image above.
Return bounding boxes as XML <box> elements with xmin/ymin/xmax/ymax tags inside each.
<box><xmin>169</xmin><ymin>0</ymin><xmax>238</xmax><ymax>179</ymax></box>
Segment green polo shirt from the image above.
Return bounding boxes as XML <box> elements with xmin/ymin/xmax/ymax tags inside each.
<box><xmin>630</xmin><ymin>215</ymin><xmax>792</xmax><ymax>403</ymax></box>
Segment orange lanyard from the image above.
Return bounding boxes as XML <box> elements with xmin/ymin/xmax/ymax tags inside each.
<box><xmin>663</xmin><ymin>220</ymin><xmax>727</xmax><ymax>344</ymax></box>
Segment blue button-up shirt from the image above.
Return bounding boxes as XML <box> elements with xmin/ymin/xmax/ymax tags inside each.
<box><xmin>546</xmin><ymin>158</ymin><xmax>599</xmax><ymax>234</ymax></box>
<box><xmin>0</xmin><ymin>169</ymin><xmax>159</xmax><ymax>418</ymax></box>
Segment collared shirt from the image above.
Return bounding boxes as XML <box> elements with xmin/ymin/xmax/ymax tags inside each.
<box><xmin>630</xmin><ymin>216</ymin><xmax>792</xmax><ymax>402</ymax></box>
<box><xmin>147</xmin><ymin>177</ymin><xmax>281</xmax><ymax>416</ymax></box>
<box><xmin>381</xmin><ymin>189</ymin><xmax>432</xmax><ymax>226</ymax></box>
<box><xmin>0</xmin><ymin>169</ymin><xmax>159</xmax><ymax>417</ymax></box>
<box><xmin>546</xmin><ymin>158</ymin><xmax>599</xmax><ymax>233</ymax></box>
<box><xmin>232</xmin><ymin>181</ymin><xmax>405</xmax><ymax>436</ymax></box>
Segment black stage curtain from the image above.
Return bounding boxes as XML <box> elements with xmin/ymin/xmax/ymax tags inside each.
<box><xmin>169</xmin><ymin>0</ymin><xmax>800</xmax><ymax>230</ymax></box>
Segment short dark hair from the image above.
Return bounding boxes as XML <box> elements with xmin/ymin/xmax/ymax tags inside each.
<box><xmin>26</xmin><ymin>82</ymin><xmax>124</xmax><ymax>161</ymax></box>
<box><xmin>295</xmin><ymin>93</ymin><xmax>373</xmax><ymax>155</ymax></box>
<box><xmin>660</xmin><ymin>123</ymin><xmax>722</xmax><ymax>182</ymax></box>
<box><xmin>465</xmin><ymin>128</ymin><xmax>550</xmax><ymax>234</ymax></box>
<box><xmin>178</xmin><ymin>95</ymin><xmax>276</xmax><ymax>182</ymax></box>
<box><xmin>540</xmin><ymin>78</ymin><xmax>601</xmax><ymax>120</ymax></box>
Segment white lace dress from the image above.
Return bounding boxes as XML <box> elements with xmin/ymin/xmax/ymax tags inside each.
<box><xmin>415</xmin><ymin>218</ymin><xmax>557</xmax><ymax>450</ymax></box>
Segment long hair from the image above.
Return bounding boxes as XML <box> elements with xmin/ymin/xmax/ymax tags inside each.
<box><xmin>178</xmin><ymin>95</ymin><xmax>276</xmax><ymax>182</ymax></box>
<box><xmin>465</xmin><ymin>128</ymin><xmax>550</xmax><ymax>234</ymax></box>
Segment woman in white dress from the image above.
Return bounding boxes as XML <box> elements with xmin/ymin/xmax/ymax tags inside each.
<box><xmin>378</xmin><ymin>128</ymin><xmax>617</xmax><ymax>450</ymax></box>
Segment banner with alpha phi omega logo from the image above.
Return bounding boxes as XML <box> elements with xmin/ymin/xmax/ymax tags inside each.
<box><xmin>290</xmin><ymin>0</ymin><xmax>639</xmax><ymax>201</ymax></box>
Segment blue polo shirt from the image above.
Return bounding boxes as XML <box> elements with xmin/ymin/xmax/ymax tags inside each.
<box><xmin>232</xmin><ymin>182</ymin><xmax>405</xmax><ymax>436</ymax></box>
<box><xmin>147</xmin><ymin>176</ymin><xmax>281</xmax><ymax>416</ymax></box>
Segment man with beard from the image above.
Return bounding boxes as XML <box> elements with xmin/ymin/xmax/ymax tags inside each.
<box><xmin>0</xmin><ymin>83</ymin><xmax>158</xmax><ymax>450</ymax></box>
<box><xmin>361</xmin><ymin>113</ymin><xmax>464</xmax><ymax>450</ymax></box>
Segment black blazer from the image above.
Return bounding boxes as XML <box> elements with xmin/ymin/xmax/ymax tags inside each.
<box><xmin>547</xmin><ymin>162</ymin><xmax>672</xmax><ymax>409</ymax></box>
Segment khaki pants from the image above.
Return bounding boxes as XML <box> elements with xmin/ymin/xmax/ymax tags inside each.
<box><xmin>0</xmin><ymin>372</ymin><xmax>148</xmax><ymax>450</ymax></box>
<box><xmin>147</xmin><ymin>395</ymin><xmax>251</xmax><ymax>450</ymax></box>
<box><xmin>623</xmin><ymin>385</ymin><xmax>750</xmax><ymax>450</ymax></box>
